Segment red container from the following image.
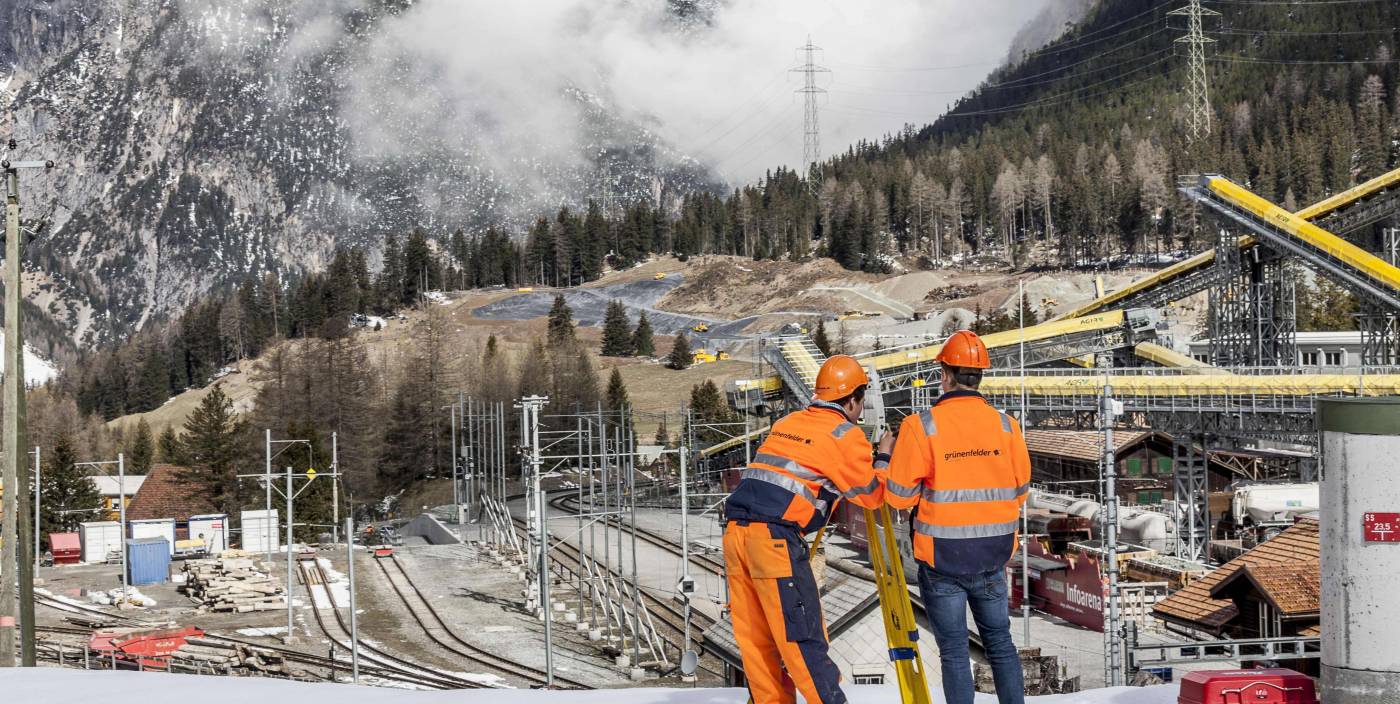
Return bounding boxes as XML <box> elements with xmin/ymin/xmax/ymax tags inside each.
<box><xmin>48</xmin><ymin>532</ymin><xmax>81</xmax><ymax>565</ymax></box>
<box><xmin>1178</xmin><ymin>669</ymin><xmax>1317</xmax><ymax>704</ymax></box>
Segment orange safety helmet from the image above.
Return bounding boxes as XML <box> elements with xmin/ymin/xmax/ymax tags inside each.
<box><xmin>936</xmin><ymin>329</ymin><xmax>991</xmax><ymax>369</ymax></box>
<box><xmin>814</xmin><ymin>354</ymin><xmax>870</xmax><ymax>402</ymax></box>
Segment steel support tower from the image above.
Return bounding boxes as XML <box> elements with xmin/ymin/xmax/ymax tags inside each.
<box><xmin>1172</xmin><ymin>437</ymin><xmax>1210</xmax><ymax>562</ymax></box>
<box><xmin>1359</xmin><ymin>227</ymin><xmax>1400</xmax><ymax>365</ymax></box>
<box><xmin>1208</xmin><ymin>226</ymin><xmax>1295</xmax><ymax>367</ymax></box>
<box><xmin>1170</xmin><ymin>0</ymin><xmax>1219</xmax><ymax>145</ymax></box>
<box><xmin>791</xmin><ymin>37</ymin><xmax>829</xmax><ymax>195</ymax></box>
<box><xmin>1208</xmin><ymin>225</ymin><xmax>1251</xmax><ymax>366</ymax></box>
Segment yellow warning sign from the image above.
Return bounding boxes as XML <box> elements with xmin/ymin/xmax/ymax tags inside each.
<box><xmin>305</xmin><ymin>468</ymin><xmax>317</xmax><ymax>480</ymax></box>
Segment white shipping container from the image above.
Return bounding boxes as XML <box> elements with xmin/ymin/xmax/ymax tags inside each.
<box><xmin>240</xmin><ymin>509</ymin><xmax>280</xmax><ymax>552</ymax></box>
<box><xmin>188</xmin><ymin>514</ymin><xmax>230</xmax><ymax>554</ymax></box>
<box><xmin>79</xmin><ymin>521</ymin><xmax>124</xmax><ymax>563</ymax></box>
<box><xmin>129</xmin><ymin>518</ymin><xmax>176</xmax><ymax>556</ymax></box>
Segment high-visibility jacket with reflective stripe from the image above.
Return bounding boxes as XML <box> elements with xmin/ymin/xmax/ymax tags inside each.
<box><xmin>886</xmin><ymin>390</ymin><xmax>1031</xmax><ymax>575</ymax></box>
<box><xmin>724</xmin><ymin>400</ymin><xmax>885</xmax><ymax>535</ymax></box>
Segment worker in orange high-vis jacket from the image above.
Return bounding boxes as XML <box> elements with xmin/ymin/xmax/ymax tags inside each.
<box><xmin>724</xmin><ymin>354</ymin><xmax>894</xmax><ymax>704</ymax></box>
<box><xmin>885</xmin><ymin>330</ymin><xmax>1030</xmax><ymax>704</ymax></box>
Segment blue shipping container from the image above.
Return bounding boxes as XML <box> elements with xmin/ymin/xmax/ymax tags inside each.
<box><xmin>126</xmin><ymin>537</ymin><xmax>171</xmax><ymax>585</ymax></box>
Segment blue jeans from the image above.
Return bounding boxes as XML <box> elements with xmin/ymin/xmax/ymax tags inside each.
<box><xmin>917</xmin><ymin>565</ymin><xmax>1024</xmax><ymax>704</ymax></box>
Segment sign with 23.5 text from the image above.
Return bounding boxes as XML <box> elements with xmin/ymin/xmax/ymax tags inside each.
<box><xmin>1363</xmin><ymin>512</ymin><xmax>1400</xmax><ymax>542</ymax></box>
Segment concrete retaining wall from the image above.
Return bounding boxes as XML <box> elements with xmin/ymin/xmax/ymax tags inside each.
<box><xmin>403</xmin><ymin>513</ymin><xmax>461</xmax><ymax>545</ymax></box>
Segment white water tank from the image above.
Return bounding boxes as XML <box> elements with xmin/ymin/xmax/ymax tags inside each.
<box><xmin>1118</xmin><ymin>509</ymin><xmax>1173</xmax><ymax>553</ymax></box>
<box><xmin>1319</xmin><ymin>399</ymin><xmax>1400</xmax><ymax>704</ymax></box>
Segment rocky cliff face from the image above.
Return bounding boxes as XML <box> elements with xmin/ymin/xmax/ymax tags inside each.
<box><xmin>2</xmin><ymin>0</ymin><xmax>717</xmax><ymax>349</ymax></box>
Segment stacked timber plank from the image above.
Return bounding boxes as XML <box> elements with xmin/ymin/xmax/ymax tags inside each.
<box><xmin>181</xmin><ymin>556</ymin><xmax>286</xmax><ymax>613</ymax></box>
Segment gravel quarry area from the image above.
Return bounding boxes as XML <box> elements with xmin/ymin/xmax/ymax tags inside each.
<box><xmin>474</xmin><ymin>277</ymin><xmax>709</xmax><ymax>334</ymax></box>
<box><xmin>471</xmin><ymin>275</ymin><xmax>757</xmax><ymax>346</ymax></box>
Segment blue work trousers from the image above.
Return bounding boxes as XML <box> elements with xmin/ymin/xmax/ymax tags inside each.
<box><xmin>916</xmin><ymin>565</ymin><xmax>1024</xmax><ymax>704</ymax></box>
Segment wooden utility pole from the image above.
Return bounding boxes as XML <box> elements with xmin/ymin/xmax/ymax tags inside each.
<box><xmin>2</xmin><ymin>139</ymin><xmax>52</xmax><ymax>667</ymax></box>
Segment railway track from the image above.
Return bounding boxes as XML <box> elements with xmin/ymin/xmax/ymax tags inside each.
<box><xmin>510</xmin><ymin>511</ymin><xmax>719</xmax><ymax>677</ymax></box>
<box><xmin>35</xmin><ymin>593</ymin><xmax>154</xmax><ymax>628</ymax></box>
<box><xmin>299</xmin><ymin>560</ymin><xmax>489</xmax><ymax>690</ymax></box>
<box><xmin>552</xmin><ymin>495</ymin><xmax>726</xmax><ymax>575</ymax></box>
<box><xmin>198</xmin><ymin>631</ymin><xmax>481</xmax><ymax>688</ymax></box>
<box><xmin>373</xmin><ymin>553</ymin><xmax>590</xmax><ymax>689</ymax></box>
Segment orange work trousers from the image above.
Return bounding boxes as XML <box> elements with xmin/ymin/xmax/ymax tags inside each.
<box><xmin>724</xmin><ymin>520</ymin><xmax>844</xmax><ymax>704</ymax></box>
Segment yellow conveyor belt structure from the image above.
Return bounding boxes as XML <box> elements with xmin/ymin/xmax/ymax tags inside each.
<box><xmin>1188</xmin><ymin>174</ymin><xmax>1400</xmax><ymax>311</ymax></box>
<box><xmin>1131</xmin><ymin>342</ymin><xmax>1227</xmax><ymax>372</ymax></box>
<box><xmin>733</xmin><ymin>167</ymin><xmax>1400</xmax><ymax>409</ymax></box>
<box><xmin>1057</xmin><ymin>165</ymin><xmax>1400</xmax><ymax>320</ymax></box>
<box><xmin>740</xmin><ymin>309</ymin><xmax>1144</xmax><ymax>399</ymax></box>
<box><xmin>979</xmin><ymin>372</ymin><xmax>1400</xmax><ymax>397</ymax></box>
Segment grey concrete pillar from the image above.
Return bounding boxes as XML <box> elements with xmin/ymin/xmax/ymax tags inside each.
<box><xmin>1318</xmin><ymin>399</ymin><xmax>1400</xmax><ymax>704</ymax></box>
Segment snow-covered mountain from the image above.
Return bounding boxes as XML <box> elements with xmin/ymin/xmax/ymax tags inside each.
<box><xmin>1</xmin><ymin>0</ymin><xmax>719</xmax><ymax>349</ymax></box>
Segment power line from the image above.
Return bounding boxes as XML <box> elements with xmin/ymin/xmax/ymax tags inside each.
<box><xmin>1016</xmin><ymin>12</ymin><xmax>1167</xmax><ymax>61</ymax></box>
<box><xmin>1018</xmin><ymin>4</ymin><xmax>1168</xmax><ymax>59</ymax></box>
<box><xmin>1206</xmin><ymin>0</ymin><xmax>1390</xmax><ymax>5</ymax></box>
<box><xmin>711</xmin><ymin>102</ymin><xmax>801</xmax><ymax>167</ymax></box>
<box><xmin>1214</xmin><ymin>26</ymin><xmax>1400</xmax><ymax>36</ymax></box>
<box><xmin>688</xmin><ymin>82</ymin><xmax>792</xmax><ymax>154</ymax></box>
<box><xmin>831</xmin><ymin>47</ymin><xmax>1174</xmax><ymax>98</ymax></box>
<box><xmin>828</xmin><ymin>58</ymin><xmax>1171</xmax><ymax>123</ymax></box>
<box><xmin>984</xmin><ymin>27</ymin><xmax>1171</xmax><ymax>89</ymax></box>
<box><xmin>1210</xmin><ymin>54</ymin><xmax>1400</xmax><ymax>65</ymax></box>
<box><xmin>944</xmin><ymin>55</ymin><xmax>1174</xmax><ymax>118</ymax></box>
<box><xmin>829</xmin><ymin>60</ymin><xmax>998</xmax><ymax>73</ymax></box>
<box><xmin>686</xmin><ymin>71</ymin><xmax>789</xmax><ymax>145</ymax></box>
<box><xmin>829</xmin><ymin>4</ymin><xmax>1164</xmax><ymax>73</ymax></box>
<box><xmin>721</xmin><ymin>126</ymin><xmax>803</xmax><ymax>180</ymax></box>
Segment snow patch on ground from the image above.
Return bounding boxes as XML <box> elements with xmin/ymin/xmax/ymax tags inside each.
<box><xmin>310</xmin><ymin>557</ymin><xmax>351</xmax><ymax>608</ymax></box>
<box><xmin>235</xmin><ymin>626</ymin><xmax>289</xmax><ymax>637</ymax></box>
<box><xmin>455</xmin><ymin>672</ymin><xmax>512</xmax><ymax>688</ymax></box>
<box><xmin>0</xmin><ymin>669</ymin><xmax>1179</xmax><ymax>704</ymax></box>
<box><xmin>0</xmin><ymin>331</ymin><xmax>59</xmax><ymax>385</ymax></box>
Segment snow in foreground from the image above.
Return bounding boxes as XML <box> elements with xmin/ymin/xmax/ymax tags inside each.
<box><xmin>5</xmin><ymin>669</ymin><xmax>1176</xmax><ymax>704</ymax></box>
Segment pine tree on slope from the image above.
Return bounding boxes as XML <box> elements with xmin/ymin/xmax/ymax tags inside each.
<box><xmin>180</xmin><ymin>384</ymin><xmax>247</xmax><ymax>516</ymax></box>
<box><xmin>601</xmin><ymin>300</ymin><xmax>634</xmax><ymax>356</ymax></box>
<box><xmin>632</xmin><ymin>311</ymin><xmax>655</xmax><ymax>357</ymax></box>
<box><xmin>157</xmin><ymin>425</ymin><xmax>184</xmax><ymax>464</ymax></box>
<box><xmin>668</xmin><ymin>331</ymin><xmax>692</xmax><ymax>370</ymax></box>
<box><xmin>128</xmin><ymin>418</ymin><xmax>154</xmax><ymax>475</ymax></box>
<box><xmin>547</xmin><ymin>295</ymin><xmax>577</xmax><ymax>347</ymax></box>
<box><xmin>605</xmin><ymin>368</ymin><xmax>630</xmax><ymax>413</ymax></box>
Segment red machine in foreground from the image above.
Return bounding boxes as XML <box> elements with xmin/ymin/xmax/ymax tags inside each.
<box><xmin>1179</xmin><ymin>669</ymin><xmax>1317</xmax><ymax>704</ymax></box>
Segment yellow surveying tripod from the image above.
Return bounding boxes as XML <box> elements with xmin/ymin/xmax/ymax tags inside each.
<box><xmin>865</xmin><ymin>504</ymin><xmax>932</xmax><ymax>704</ymax></box>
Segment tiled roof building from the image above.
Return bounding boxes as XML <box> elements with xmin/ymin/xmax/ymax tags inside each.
<box><xmin>126</xmin><ymin>464</ymin><xmax>220</xmax><ymax>522</ymax></box>
<box><xmin>1153</xmin><ymin>517</ymin><xmax>1319</xmax><ymax>637</ymax></box>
